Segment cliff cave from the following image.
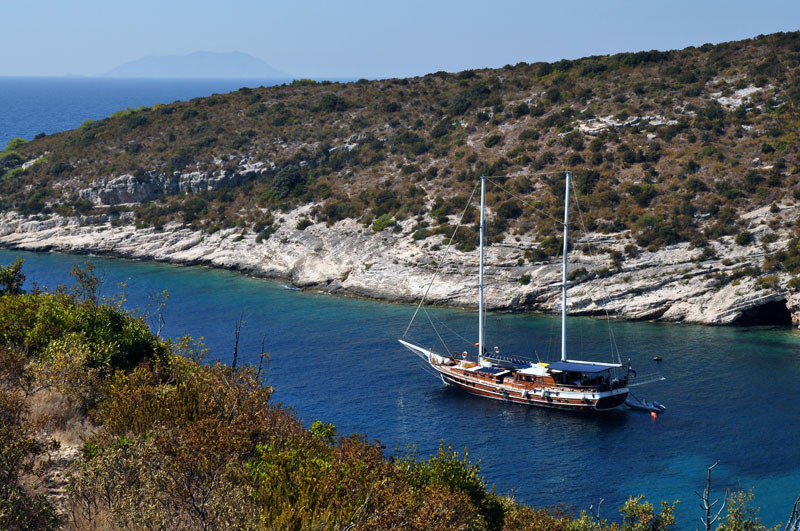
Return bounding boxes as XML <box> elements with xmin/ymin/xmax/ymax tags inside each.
<box><xmin>734</xmin><ymin>300</ymin><xmax>792</xmax><ymax>326</ymax></box>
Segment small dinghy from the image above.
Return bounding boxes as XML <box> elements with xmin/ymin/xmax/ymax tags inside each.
<box><xmin>625</xmin><ymin>392</ymin><xmax>667</xmax><ymax>413</ymax></box>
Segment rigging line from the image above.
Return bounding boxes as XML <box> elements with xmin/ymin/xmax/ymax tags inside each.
<box><xmin>485</xmin><ymin>176</ymin><xmax>563</xmax><ymax>225</ymax></box>
<box><xmin>427</xmin><ymin>311</ymin><xmax>473</xmax><ymax>346</ymax></box>
<box><xmin>411</xmin><ymin>355</ymin><xmax>441</xmax><ymax>379</ymax></box>
<box><xmin>423</xmin><ymin>306</ymin><xmax>451</xmax><ymax>354</ymax></box>
<box><xmin>569</xmin><ymin>177</ymin><xmax>623</xmax><ymax>364</ymax></box>
<box><xmin>411</xmin><ymin>354</ymin><xmax>442</xmax><ymax>378</ymax></box>
<box><xmin>402</xmin><ymin>181</ymin><xmax>479</xmax><ymax>338</ymax></box>
<box><xmin>403</xmin><ymin>332</ymin><xmax>457</xmax><ymax>377</ymax></box>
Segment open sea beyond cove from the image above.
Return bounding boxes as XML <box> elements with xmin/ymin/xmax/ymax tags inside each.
<box><xmin>2</xmin><ymin>77</ymin><xmax>799</xmax><ymax>526</ymax></box>
<box><xmin>3</xmin><ymin>249</ymin><xmax>800</xmax><ymax>527</ymax></box>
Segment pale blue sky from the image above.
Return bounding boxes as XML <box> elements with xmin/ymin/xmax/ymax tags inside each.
<box><xmin>3</xmin><ymin>0</ymin><xmax>799</xmax><ymax>78</ymax></box>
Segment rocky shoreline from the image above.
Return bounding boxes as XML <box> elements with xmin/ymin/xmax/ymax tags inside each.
<box><xmin>2</xmin><ymin>205</ymin><xmax>799</xmax><ymax>327</ymax></box>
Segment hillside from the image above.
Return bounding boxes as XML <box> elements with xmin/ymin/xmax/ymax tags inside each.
<box><xmin>3</xmin><ymin>31</ymin><xmax>800</xmax><ymax>325</ymax></box>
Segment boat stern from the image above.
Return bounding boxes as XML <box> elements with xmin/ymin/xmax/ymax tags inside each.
<box><xmin>594</xmin><ymin>388</ymin><xmax>629</xmax><ymax>410</ymax></box>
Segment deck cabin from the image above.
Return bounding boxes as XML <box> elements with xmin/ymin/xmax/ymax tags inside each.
<box><xmin>542</xmin><ymin>360</ymin><xmax>625</xmax><ymax>390</ymax></box>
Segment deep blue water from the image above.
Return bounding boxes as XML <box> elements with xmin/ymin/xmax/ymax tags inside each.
<box><xmin>0</xmin><ymin>76</ymin><xmax>310</xmax><ymax>147</ymax></box>
<box><xmin>3</xmin><ymin>249</ymin><xmax>799</xmax><ymax>527</ymax></box>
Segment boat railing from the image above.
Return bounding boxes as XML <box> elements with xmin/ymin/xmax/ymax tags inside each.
<box><xmin>503</xmin><ymin>378</ymin><xmax>609</xmax><ymax>394</ymax></box>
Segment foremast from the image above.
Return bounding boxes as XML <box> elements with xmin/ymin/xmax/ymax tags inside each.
<box><xmin>560</xmin><ymin>171</ymin><xmax>571</xmax><ymax>361</ymax></box>
<box><xmin>478</xmin><ymin>175</ymin><xmax>486</xmax><ymax>363</ymax></box>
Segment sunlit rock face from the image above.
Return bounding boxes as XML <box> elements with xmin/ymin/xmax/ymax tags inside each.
<box><xmin>3</xmin><ymin>201</ymin><xmax>800</xmax><ymax>328</ymax></box>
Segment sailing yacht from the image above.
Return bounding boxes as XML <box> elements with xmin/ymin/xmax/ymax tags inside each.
<box><xmin>399</xmin><ymin>172</ymin><xmax>629</xmax><ymax>411</ymax></box>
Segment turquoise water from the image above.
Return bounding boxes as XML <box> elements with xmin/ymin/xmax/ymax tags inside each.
<box><xmin>3</xmin><ymin>249</ymin><xmax>800</xmax><ymax>526</ymax></box>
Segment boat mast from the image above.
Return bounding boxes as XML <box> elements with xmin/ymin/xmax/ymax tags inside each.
<box><xmin>478</xmin><ymin>175</ymin><xmax>486</xmax><ymax>363</ymax></box>
<box><xmin>561</xmin><ymin>171</ymin><xmax>571</xmax><ymax>362</ymax></box>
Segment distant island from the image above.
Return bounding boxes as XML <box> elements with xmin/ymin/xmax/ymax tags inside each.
<box><xmin>104</xmin><ymin>51</ymin><xmax>291</xmax><ymax>79</ymax></box>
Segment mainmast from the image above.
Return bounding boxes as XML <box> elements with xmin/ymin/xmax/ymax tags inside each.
<box><xmin>478</xmin><ymin>175</ymin><xmax>486</xmax><ymax>363</ymax></box>
<box><xmin>560</xmin><ymin>171</ymin><xmax>571</xmax><ymax>362</ymax></box>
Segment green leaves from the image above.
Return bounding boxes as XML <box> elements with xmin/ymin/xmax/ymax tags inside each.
<box><xmin>619</xmin><ymin>495</ymin><xmax>677</xmax><ymax>531</ymax></box>
<box><xmin>315</xmin><ymin>93</ymin><xmax>350</xmax><ymax>112</ymax></box>
<box><xmin>0</xmin><ymin>257</ymin><xmax>25</xmax><ymax>297</ymax></box>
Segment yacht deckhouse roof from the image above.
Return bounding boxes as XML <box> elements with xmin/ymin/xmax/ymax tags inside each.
<box><xmin>547</xmin><ymin>361</ymin><xmax>620</xmax><ymax>373</ymax></box>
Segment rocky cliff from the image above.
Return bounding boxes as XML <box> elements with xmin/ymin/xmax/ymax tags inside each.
<box><xmin>77</xmin><ymin>161</ymin><xmax>270</xmax><ymax>205</ymax></box>
<box><xmin>3</xmin><ymin>199</ymin><xmax>798</xmax><ymax>328</ymax></box>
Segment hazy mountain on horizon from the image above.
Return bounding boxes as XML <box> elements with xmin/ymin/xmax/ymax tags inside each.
<box><xmin>105</xmin><ymin>51</ymin><xmax>291</xmax><ymax>79</ymax></box>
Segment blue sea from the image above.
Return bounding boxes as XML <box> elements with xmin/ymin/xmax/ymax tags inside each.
<box><xmin>2</xmin><ymin>77</ymin><xmax>799</xmax><ymax>527</ymax></box>
<box><xmin>3</xmin><ymin>249</ymin><xmax>799</xmax><ymax>528</ymax></box>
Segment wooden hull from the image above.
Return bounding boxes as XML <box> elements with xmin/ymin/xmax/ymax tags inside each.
<box><xmin>437</xmin><ymin>365</ymin><xmax>628</xmax><ymax>412</ymax></box>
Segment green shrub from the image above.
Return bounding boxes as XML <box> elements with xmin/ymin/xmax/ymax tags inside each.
<box><xmin>47</xmin><ymin>161</ymin><xmax>72</xmax><ymax>176</ymax></box>
<box><xmin>761</xmin><ymin>232</ymin><xmax>778</xmax><ymax>244</ymax></box>
<box><xmin>624</xmin><ymin>243</ymin><xmax>639</xmax><ymax>258</ymax></box>
<box><xmin>256</xmin><ymin>225</ymin><xmax>277</xmax><ymax>242</ymax></box>
<box><xmin>181</xmin><ymin>108</ymin><xmax>199</xmax><ymax>120</ymax></box>
<box><xmin>634</xmin><ymin>214</ymin><xmax>681</xmax><ymax>249</ymax></box>
<box><xmin>735</xmin><ymin>231</ymin><xmax>753</xmax><ymax>246</ymax></box>
<box><xmin>755</xmin><ymin>274</ymin><xmax>779</xmax><ymax>290</ymax></box>
<box><xmin>513</xmin><ymin>103</ymin><xmax>530</xmax><ymax>117</ymax></box>
<box><xmin>270</xmin><ymin>165</ymin><xmax>306</xmax><ymax>199</ymax></box>
<box><xmin>316</xmin><ymin>93</ymin><xmax>349</xmax><ymax>112</ymax></box>
<box><xmin>430</xmin><ymin>119</ymin><xmax>453</xmax><ymax>138</ymax></box>
<box><xmin>484</xmin><ymin>134</ymin><xmax>503</xmax><ymax>148</ymax></box>
<box><xmin>371</xmin><ymin>213</ymin><xmax>395</xmax><ymax>232</ymax></box>
<box><xmin>0</xmin><ymin>257</ymin><xmax>25</xmax><ymax>296</ymax></box>
<box><xmin>626</xmin><ymin>183</ymin><xmax>658</xmax><ymax>207</ymax></box>
<box><xmin>4</xmin><ymin>137</ymin><xmax>27</xmax><ymax>151</ymax></box>
<box><xmin>412</xmin><ymin>227</ymin><xmax>429</xmax><ymax>240</ymax></box>
<box><xmin>539</xmin><ymin>236</ymin><xmax>562</xmax><ymax>256</ymax></box>
<box><xmin>567</xmin><ymin>267</ymin><xmax>588</xmax><ymax>281</ymax></box>
<box><xmin>496</xmin><ymin>200</ymin><xmax>522</xmax><ymax>220</ymax></box>
<box><xmin>182</xmin><ymin>197</ymin><xmax>207</xmax><ymax>224</ymax></box>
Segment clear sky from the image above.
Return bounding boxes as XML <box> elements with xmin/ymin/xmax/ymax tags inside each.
<box><xmin>2</xmin><ymin>0</ymin><xmax>799</xmax><ymax>78</ymax></box>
